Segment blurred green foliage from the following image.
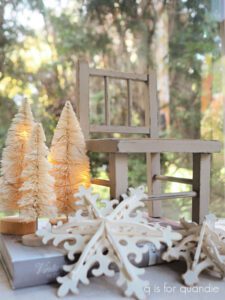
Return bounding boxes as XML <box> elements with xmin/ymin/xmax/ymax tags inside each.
<box><xmin>0</xmin><ymin>0</ymin><xmax>224</xmax><ymax>220</ymax></box>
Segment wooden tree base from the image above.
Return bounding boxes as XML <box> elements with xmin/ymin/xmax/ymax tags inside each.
<box><xmin>22</xmin><ymin>233</ymin><xmax>44</xmax><ymax>247</ymax></box>
<box><xmin>0</xmin><ymin>216</ymin><xmax>36</xmax><ymax>235</ymax></box>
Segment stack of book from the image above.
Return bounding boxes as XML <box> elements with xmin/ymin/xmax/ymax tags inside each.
<box><xmin>0</xmin><ymin>234</ymin><xmax>68</xmax><ymax>289</ymax></box>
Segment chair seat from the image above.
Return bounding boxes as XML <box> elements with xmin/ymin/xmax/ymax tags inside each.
<box><xmin>86</xmin><ymin>138</ymin><xmax>221</xmax><ymax>153</ymax></box>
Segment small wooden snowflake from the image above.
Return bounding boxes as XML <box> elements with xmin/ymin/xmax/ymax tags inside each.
<box><xmin>37</xmin><ymin>186</ymin><xmax>181</xmax><ymax>299</ymax></box>
<box><xmin>162</xmin><ymin>214</ymin><xmax>225</xmax><ymax>286</ymax></box>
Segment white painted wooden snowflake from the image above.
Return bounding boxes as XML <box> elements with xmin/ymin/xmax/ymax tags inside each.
<box><xmin>37</xmin><ymin>186</ymin><xmax>181</xmax><ymax>300</ymax></box>
<box><xmin>162</xmin><ymin>214</ymin><xmax>225</xmax><ymax>286</ymax></box>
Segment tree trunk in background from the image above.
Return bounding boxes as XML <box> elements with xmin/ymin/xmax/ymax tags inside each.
<box><xmin>152</xmin><ymin>1</ymin><xmax>170</xmax><ymax>131</ymax></box>
<box><xmin>220</xmin><ymin>20</ymin><xmax>225</xmax><ymax>202</ymax></box>
<box><xmin>0</xmin><ymin>1</ymin><xmax>5</xmax><ymax>78</ymax></box>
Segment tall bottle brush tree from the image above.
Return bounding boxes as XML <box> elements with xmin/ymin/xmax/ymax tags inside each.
<box><xmin>19</xmin><ymin>123</ymin><xmax>57</xmax><ymax>220</ymax></box>
<box><xmin>0</xmin><ymin>99</ymin><xmax>34</xmax><ymax>211</ymax></box>
<box><xmin>49</xmin><ymin>101</ymin><xmax>90</xmax><ymax>217</ymax></box>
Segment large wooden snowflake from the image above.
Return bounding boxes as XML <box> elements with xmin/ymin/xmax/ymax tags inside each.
<box><xmin>37</xmin><ymin>186</ymin><xmax>181</xmax><ymax>299</ymax></box>
<box><xmin>162</xmin><ymin>214</ymin><xmax>225</xmax><ymax>286</ymax></box>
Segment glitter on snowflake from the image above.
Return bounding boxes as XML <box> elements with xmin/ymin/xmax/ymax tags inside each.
<box><xmin>37</xmin><ymin>186</ymin><xmax>181</xmax><ymax>299</ymax></box>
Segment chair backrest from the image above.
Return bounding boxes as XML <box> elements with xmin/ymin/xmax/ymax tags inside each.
<box><xmin>76</xmin><ymin>60</ymin><xmax>159</xmax><ymax>139</ymax></box>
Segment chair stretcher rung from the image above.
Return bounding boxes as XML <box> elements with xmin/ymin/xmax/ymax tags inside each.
<box><xmin>146</xmin><ymin>191</ymin><xmax>197</xmax><ymax>201</ymax></box>
<box><xmin>154</xmin><ymin>175</ymin><xmax>193</xmax><ymax>185</ymax></box>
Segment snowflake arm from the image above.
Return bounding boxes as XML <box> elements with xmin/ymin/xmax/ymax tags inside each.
<box><xmin>57</xmin><ymin>221</ymin><xmax>105</xmax><ymax>297</ymax></box>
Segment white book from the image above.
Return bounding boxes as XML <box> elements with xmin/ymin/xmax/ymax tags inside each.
<box><xmin>0</xmin><ymin>234</ymin><xmax>68</xmax><ymax>289</ymax></box>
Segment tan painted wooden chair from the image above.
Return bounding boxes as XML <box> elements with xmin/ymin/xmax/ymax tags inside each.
<box><xmin>76</xmin><ymin>60</ymin><xmax>221</xmax><ymax>224</ymax></box>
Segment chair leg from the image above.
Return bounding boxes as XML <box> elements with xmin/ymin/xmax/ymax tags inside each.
<box><xmin>109</xmin><ymin>153</ymin><xmax>128</xmax><ymax>199</ymax></box>
<box><xmin>146</xmin><ymin>153</ymin><xmax>161</xmax><ymax>217</ymax></box>
<box><xmin>192</xmin><ymin>153</ymin><xmax>211</xmax><ymax>224</ymax></box>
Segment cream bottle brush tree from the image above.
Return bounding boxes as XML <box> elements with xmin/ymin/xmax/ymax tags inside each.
<box><xmin>49</xmin><ymin>101</ymin><xmax>90</xmax><ymax>217</ymax></box>
<box><xmin>0</xmin><ymin>98</ymin><xmax>34</xmax><ymax>211</ymax></box>
<box><xmin>18</xmin><ymin>123</ymin><xmax>57</xmax><ymax>222</ymax></box>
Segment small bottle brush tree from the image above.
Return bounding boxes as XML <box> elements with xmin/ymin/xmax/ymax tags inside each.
<box><xmin>49</xmin><ymin>101</ymin><xmax>90</xmax><ymax>218</ymax></box>
<box><xmin>19</xmin><ymin>123</ymin><xmax>57</xmax><ymax>222</ymax></box>
<box><xmin>0</xmin><ymin>99</ymin><xmax>36</xmax><ymax>235</ymax></box>
<box><xmin>0</xmin><ymin>98</ymin><xmax>34</xmax><ymax>211</ymax></box>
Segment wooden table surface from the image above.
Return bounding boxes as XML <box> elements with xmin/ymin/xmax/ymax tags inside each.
<box><xmin>1</xmin><ymin>260</ymin><xmax>225</xmax><ymax>300</ymax></box>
